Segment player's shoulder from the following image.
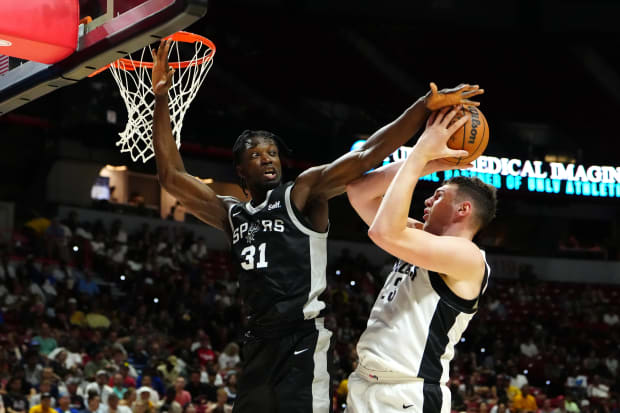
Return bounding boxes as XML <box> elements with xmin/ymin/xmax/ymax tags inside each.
<box><xmin>215</xmin><ymin>195</ymin><xmax>242</xmax><ymax>207</ymax></box>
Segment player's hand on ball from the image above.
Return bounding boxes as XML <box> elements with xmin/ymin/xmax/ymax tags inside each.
<box><xmin>424</xmin><ymin>82</ymin><xmax>484</xmax><ymax>111</ymax></box>
<box><xmin>414</xmin><ymin>106</ymin><xmax>471</xmax><ymax>162</ymax></box>
<box><xmin>152</xmin><ymin>39</ymin><xmax>175</xmax><ymax>96</ymax></box>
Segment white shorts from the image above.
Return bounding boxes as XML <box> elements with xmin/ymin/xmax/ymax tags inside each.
<box><xmin>345</xmin><ymin>371</ymin><xmax>451</xmax><ymax>413</ymax></box>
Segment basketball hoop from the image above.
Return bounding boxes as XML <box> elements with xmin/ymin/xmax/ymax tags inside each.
<box><xmin>92</xmin><ymin>32</ymin><xmax>215</xmax><ymax>163</ymax></box>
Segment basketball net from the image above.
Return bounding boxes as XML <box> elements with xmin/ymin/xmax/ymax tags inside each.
<box><xmin>103</xmin><ymin>32</ymin><xmax>215</xmax><ymax>163</ymax></box>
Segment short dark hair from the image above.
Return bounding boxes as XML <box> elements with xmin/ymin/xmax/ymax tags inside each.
<box><xmin>232</xmin><ymin>130</ymin><xmax>288</xmax><ymax>168</ymax></box>
<box><xmin>444</xmin><ymin>176</ymin><xmax>497</xmax><ymax>230</ymax></box>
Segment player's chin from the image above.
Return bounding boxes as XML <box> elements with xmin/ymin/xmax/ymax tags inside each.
<box><xmin>261</xmin><ymin>177</ymin><xmax>281</xmax><ymax>190</ymax></box>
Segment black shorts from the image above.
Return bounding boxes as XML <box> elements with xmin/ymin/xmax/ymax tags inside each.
<box><xmin>233</xmin><ymin>318</ymin><xmax>334</xmax><ymax>413</ymax></box>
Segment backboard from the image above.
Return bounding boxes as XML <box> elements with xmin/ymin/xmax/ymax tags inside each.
<box><xmin>0</xmin><ymin>0</ymin><xmax>208</xmax><ymax>115</ymax></box>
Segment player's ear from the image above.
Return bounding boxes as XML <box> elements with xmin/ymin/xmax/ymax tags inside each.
<box><xmin>457</xmin><ymin>201</ymin><xmax>472</xmax><ymax>218</ymax></box>
<box><xmin>235</xmin><ymin>164</ymin><xmax>245</xmax><ymax>179</ymax></box>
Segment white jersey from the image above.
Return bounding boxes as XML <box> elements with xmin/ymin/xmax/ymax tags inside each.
<box><xmin>357</xmin><ymin>251</ymin><xmax>489</xmax><ymax>384</ymax></box>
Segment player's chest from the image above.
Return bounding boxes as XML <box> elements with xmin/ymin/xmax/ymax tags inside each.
<box><xmin>231</xmin><ymin>213</ymin><xmax>290</xmax><ymax>246</ymax></box>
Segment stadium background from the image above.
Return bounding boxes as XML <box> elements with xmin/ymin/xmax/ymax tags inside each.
<box><xmin>1</xmin><ymin>1</ymin><xmax>619</xmax><ymax>412</ymax></box>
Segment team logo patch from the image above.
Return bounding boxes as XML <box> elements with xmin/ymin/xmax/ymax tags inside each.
<box><xmin>369</xmin><ymin>374</ymin><xmax>379</xmax><ymax>381</ymax></box>
<box><xmin>245</xmin><ymin>223</ymin><xmax>260</xmax><ymax>244</ymax></box>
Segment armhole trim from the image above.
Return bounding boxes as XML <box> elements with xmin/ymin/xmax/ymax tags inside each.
<box><xmin>284</xmin><ymin>184</ymin><xmax>328</xmax><ymax>239</ymax></box>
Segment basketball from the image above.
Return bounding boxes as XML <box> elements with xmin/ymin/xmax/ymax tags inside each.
<box><xmin>443</xmin><ymin>105</ymin><xmax>489</xmax><ymax>165</ymax></box>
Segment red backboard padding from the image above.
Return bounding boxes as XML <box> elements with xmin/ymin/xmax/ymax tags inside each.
<box><xmin>0</xmin><ymin>0</ymin><xmax>79</xmax><ymax>64</ymax></box>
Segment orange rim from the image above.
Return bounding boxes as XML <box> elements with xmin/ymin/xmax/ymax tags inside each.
<box><xmin>88</xmin><ymin>32</ymin><xmax>215</xmax><ymax>77</ymax></box>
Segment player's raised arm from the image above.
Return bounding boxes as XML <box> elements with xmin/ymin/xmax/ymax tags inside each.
<box><xmin>368</xmin><ymin>106</ymin><xmax>486</xmax><ymax>281</ymax></box>
<box><xmin>151</xmin><ymin>39</ymin><xmax>230</xmax><ymax>233</ymax></box>
<box><xmin>291</xmin><ymin>83</ymin><xmax>483</xmax><ymax>214</ymax></box>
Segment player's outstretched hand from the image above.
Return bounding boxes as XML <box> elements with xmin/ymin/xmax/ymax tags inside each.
<box><xmin>152</xmin><ymin>39</ymin><xmax>175</xmax><ymax>96</ymax></box>
<box><xmin>413</xmin><ymin>106</ymin><xmax>470</xmax><ymax>162</ymax></box>
<box><xmin>424</xmin><ymin>82</ymin><xmax>484</xmax><ymax>111</ymax></box>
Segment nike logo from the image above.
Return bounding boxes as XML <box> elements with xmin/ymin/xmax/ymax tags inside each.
<box><xmin>403</xmin><ymin>404</ymin><xmax>414</xmax><ymax>409</ymax></box>
<box><xmin>294</xmin><ymin>348</ymin><xmax>309</xmax><ymax>355</ymax></box>
<box><xmin>232</xmin><ymin>211</ymin><xmax>241</xmax><ymax>216</ymax></box>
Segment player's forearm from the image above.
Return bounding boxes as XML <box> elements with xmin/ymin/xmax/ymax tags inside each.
<box><xmin>359</xmin><ymin>97</ymin><xmax>429</xmax><ymax>167</ymax></box>
<box><xmin>153</xmin><ymin>95</ymin><xmax>186</xmax><ymax>185</ymax></box>
<box><xmin>346</xmin><ymin>160</ymin><xmax>404</xmax><ymax>202</ymax></box>
<box><xmin>369</xmin><ymin>149</ymin><xmax>426</xmax><ymax>238</ymax></box>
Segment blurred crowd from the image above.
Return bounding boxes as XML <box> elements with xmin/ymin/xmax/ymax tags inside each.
<box><xmin>1</xmin><ymin>211</ymin><xmax>620</xmax><ymax>413</ymax></box>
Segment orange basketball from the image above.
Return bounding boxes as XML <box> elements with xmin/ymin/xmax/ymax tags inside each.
<box><xmin>443</xmin><ymin>106</ymin><xmax>489</xmax><ymax>165</ymax></box>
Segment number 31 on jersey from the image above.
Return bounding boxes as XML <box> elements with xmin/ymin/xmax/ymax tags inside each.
<box><xmin>240</xmin><ymin>242</ymin><xmax>269</xmax><ymax>270</ymax></box>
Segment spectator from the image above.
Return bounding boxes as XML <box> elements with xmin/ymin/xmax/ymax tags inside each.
<box><xmin>490</xmin><ymin>402</ymin><xmax>510</xmax><ymax>413</ymax></box>
<box><xmin>80</xmin><ymin>396</ymin><xmax>101</xmax><ymax>413</ymax></box>
<box><xmin>64</xmin><ymin>378</ymin><xmax>85</xmax><ymax>412</ymax></box>
<box><xmin>28</xmin><ymin>393</ymin><xmax>56</xmax><ymax>413</ymax></box>
<box><xmin>512</xmin><ymin>385</ymin><xmax>538</xmax><ymax>413</ymax></box>
<box><xmin>564</xmin><ymin>394</ymin><xmax>580</xmax><ymax>413</ymax></box>
<box><xmin>84</xmin><ymin>353</ymin><xmax>109</xmax><ymax>381</ymax></box>
<box><xmin>135</xmin><ymin>376</ymin><xmax>159</xmax><ymax>405</ymax></box>
<box><xmin>85</xmin><ymin>372</ymin><xmax>113</xmax><ymax>405</ymax></box>
<box><xmin>85</xmin><ymin>304</ymin><xmax>111</xmax><ymax>330</ymax></box>
<box><xmin>4</xmin><ymin>378</ymin><xmax>29</xmax><ymax>413</ymax></box>
<box><xmin>205</xmin><ymin>390</ymin><xmax>231</xmax><ymax>413</ymax></box>
<box><xmin>77</xmin><ymin>273</ymin><xmax>100</xmax><ymax>297</ymax></box>
<box><xmin>193</xmin><ymin>337</ymin><xmax>214</xmax><ymax>368</ymax></box>
<box><xmin>605</xmin><ymin>352</ymin><xmax>618</xmax><ymax>377</ymax></box>
<box><xmin>101</xmin><ymin>394</ymin><xmax>130</xmax><ymax>413</ymax></box>
<box><xmin>586</xmin><ymin>375</ymin><xmax>609</xmax><ymax>399</ymax></box>
<box><xmin>520</xmin><ymin>338</ymin><xmax>539</xmax><ymax>358</ymax></box>
<box><xmin>539</xmin><ymin>399</ymin><xmax>554</xmax><ymax>413</ymax></box>
<box><xmin>24</xmin><ymin>353</ymin><xmax>44</xmax><ymax>388</ymax></box>
<box><xmin>119</xmin><ymin>390</ymin><xmax>135</xmax><ymax>409</ymax></box>
<box><xmin>156</xmin><ymin>388</ymin><xmax>180</xmax><ymax>413</ymax></box>
<box><xmin>110</xmin><ymin>374</ymin><xmax>126</xmax><ymax>400</ymax></box>
<box><xmin>29</xmin><ymin>380</ymin><xmax>56</xmax><ymax>407</ymax></box>
<box><xmin>55</xmin><ymin>393</ymin><xmax>78</xmax><ymax>413</ymax></box>
<box><xmin>172</xmin><ymin>379</ymin><xmax>189</xmax><ymax>408</ymax></box>
<box><xmin>132</xmin><ymin>389</ymin><xmax>153</xmax><ymax>413</ymax></box>
<box><xmin>183</xmin><ymin>372</ymin><xmax>212</xmax><ymax>405</ymax></box>
<box><xmin>217</xmin><ymin>344</ymin><xmax>239</xmax><ymax>372</ymax></box>
<box><xmin>221</xmin><ymin>375</ymin><xmax>235</xmax><ymax>405</ymax></box>
<box><xmin>508</xmin><ymin>365</ymin><xmax>528</xmax><ymax>390</ymax></box>
<box><xmin>32</xmin><ymin>324</ymin><xmax>57</xmax><ymax>357</ymax></box>
<box><xmin>156</xmin><ymin>358</ymin><xmax>180</xmax><ymax>389</ymax></box>
<box><xmin>603</xmin><ymin>307</ymin><xmax>619</xmax><ymax>327</ymax></box>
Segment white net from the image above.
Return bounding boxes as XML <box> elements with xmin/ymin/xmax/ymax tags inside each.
<box><xmin>108</xmin><ymin>34</ymin><xmax>215</xmax><ymax>163</ymax></box>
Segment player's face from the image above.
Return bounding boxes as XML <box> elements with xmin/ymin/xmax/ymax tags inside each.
<box><xmin>422</xmin><ymin>184</ymin><xmax>458</xmax><ymax>235</ymax></box>
<box><xmin>239</xmin><ymin>137</ymin><xmax>282</xmax><ymax>192</ymax></box>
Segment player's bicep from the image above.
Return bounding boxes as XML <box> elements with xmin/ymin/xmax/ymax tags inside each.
<box><xmin>296</xmin><ymin>150</ymin><xmax>374</xmax><ymax>203</ymax></box>
<box><xmin>164</xmin><ymin>171</ymin><xmax>231</xmax><ymax>232</ymax></box>
<box><xmin>368</xmin><ymin>228</ymin><xmax>483</xmax><ymax>280</ymax></box>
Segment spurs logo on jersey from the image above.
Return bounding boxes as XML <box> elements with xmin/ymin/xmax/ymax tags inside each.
<box><xmin>232</xmin><ymin>219</ymin><xmax>285</xmax><ymax>245</ymax></box>
<box><xmin>357</xmin><ymin>253</ymin><xmax>490</xmax><ymax>384</ymax></box>
<box><xmin>218</xmin><ymin>182</ymin><xmax>329</xmax><ymax>329</ymax></box>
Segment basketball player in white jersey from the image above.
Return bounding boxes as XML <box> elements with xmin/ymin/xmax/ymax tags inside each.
<box><xmin>345</xmin><ymin>105</ymin><xmax>497</xmax><ymax>413</ymax></box>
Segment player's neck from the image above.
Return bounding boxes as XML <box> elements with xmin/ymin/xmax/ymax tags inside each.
<box><xmin>248</xmin><ymin>188</ymin><xmax>270</xmax><ymax>206</ymax></box>
<box><xmin>441</xmin><ymin>223</ymin><xmax>475</xmax><ymax>240</ymax></box>
<box><xmin>248</xmin><ymin>183</ymin><xmax>281</xmax><ymax>206</ymax></box>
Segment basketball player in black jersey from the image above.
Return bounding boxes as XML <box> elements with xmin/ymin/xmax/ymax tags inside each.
<box><xmin>150</xmin><ymin>39</ymin><xmax>484</xmax><ymax>413</ymax></box>
<box><xmin>345</xmin><ymin>106</ymin><xmax>497</xmax><ymax>412</ymax></box>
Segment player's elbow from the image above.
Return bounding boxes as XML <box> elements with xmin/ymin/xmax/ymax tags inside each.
<box><xmin>368</xmin><ymin>225</ymin><xmax>389</xmax><ymax>244</ymax></box>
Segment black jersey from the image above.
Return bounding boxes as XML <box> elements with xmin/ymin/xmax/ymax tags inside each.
<box><xmin>221</xmin><ymin>182</ymin><xmax>328</xmax><ymax>331</ymax></box>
